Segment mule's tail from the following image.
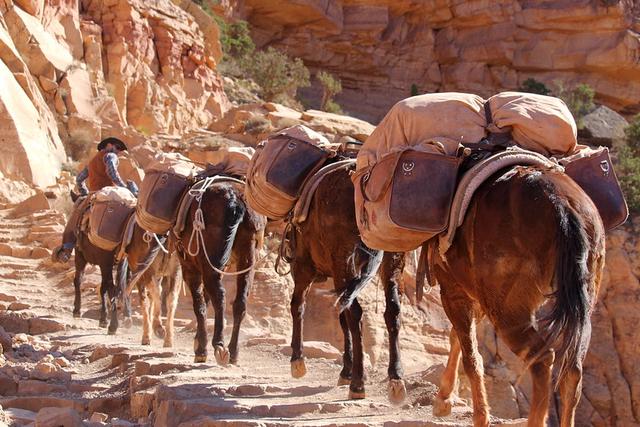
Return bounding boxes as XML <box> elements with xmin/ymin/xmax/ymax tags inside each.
<box><xmin>116</xmin><ymin>257</ymin><xmax>129</xmax><ymax>297</ymax></box>
<box><xmin>122</xmin><ymin>240</ymin><xmax>164</xmax><ymax>295</ymax></box>
<box><xmin>337</xmin><ymin>243</ymin><xmax>384</xmax><ymax>312</ymax></box>
<box><xmin>540</xmin><ymin>199</ymin><xmax>592</xmax><ymax>385</ymax></box>
<box><xmin>207</xmin><ymin>191</ymin><xmax>245</xmax><ymax>270</ymax></box>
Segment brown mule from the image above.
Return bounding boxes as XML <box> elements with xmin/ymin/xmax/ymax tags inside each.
<box><xmin>178</xmin><ymin>181</ymin><xmax>266</xmax><ymax>365</ymax></box>
<box><xmin>288</xmin><ymin>167</ymin><xmax>408</xmax><ymax>403</ymax></box>
<box><xmin>432</xmin><ymin>166</ymin><xmax>605</xmax><ymax>427</ymax></box>
<box><xmin>116</xmin><ymin>224</ymin><xmax>181</xmax><ymax>348</ymax></box>
<box><xmin>68</xmin><ymin>194</ymin><xmax>131</xmax><ymax>334</ymax></box>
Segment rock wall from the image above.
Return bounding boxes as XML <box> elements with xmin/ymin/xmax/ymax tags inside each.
<box><xmin>0</xmin><ymin>0</ymin><xmax>228</xmax><ymax>187</ymax></box>
<box><xmin>229</xmin><ymin>0</ymin><xmax>640</xmax><ymax>122</ymax></box>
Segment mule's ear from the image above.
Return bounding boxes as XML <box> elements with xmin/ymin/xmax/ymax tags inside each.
<box><xmin>70</xmin><ymin>190</ymin><xmax>79</xmax><ymax>203</ymax></box>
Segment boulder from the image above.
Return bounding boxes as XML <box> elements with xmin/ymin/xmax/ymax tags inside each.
<box><xmin>578</xmin><ymin>105</ymin><xmax>629</xmax><ymax>146</ymax></box>
<box><xmin>11</xmin><ymin>191</ymin><xmax>50</xmax><ymax>217</ymax></box>
<box><xmin>0</xmin><ymin>326</ymin><xmax>11</xmax><ymax>354</ymax></box>
<box><xmin>35</xmin><ymin>407</ymin><xmax>83</xmax><ymax>427</ymax></box>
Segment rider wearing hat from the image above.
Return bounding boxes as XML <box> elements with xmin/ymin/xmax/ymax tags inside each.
<box><xmin>53</xmin><ymin>137</ymin><xmax>138</xmax><ymax>263</ymax></box>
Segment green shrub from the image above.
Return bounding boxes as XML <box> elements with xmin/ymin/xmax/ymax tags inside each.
<box><xmin>556</xmin><ymin>83</ymin><xmax>596</xmax><ymax>127</ymax></box>
<box><xmin>218</xmin><ymin>19</ymin><xmax>255</xmax><ymax>59</ymax></box>
<box><xmin>244</xmin><ymin>47</ymin><xmax>310</xmax><ymax>101</ymax></box>
<box><xmin>410</xmin><ymin>83</ymin><xmax>420</xmax><ymax>97</ymax></box>
<box><xmin>317</xmin><ymin>71</ymin><xmax>342</xmax><ymax>112</ymax></box>
<box><xmin>616</xmin><ymin>146</ymin><xmax>640</xmax><ymax>214</ymax></box>
<box><xmin>624</xmin><ymin>114</ymin><xmax>640</xmax><ymax>154</ymax></box>
<box><xmin>324</xmin><ymin>100</ymin><xmax>343</xmax><ymax>114</ymax></box>
<box><xmin>519</xmin><ymin>78</ymin><xmax>550</xmax><ymax>95</ymax></box>
<box><xmin>243</xmin><ymin>116</ymin><xmax>273</xmax><ymax>134</ymax></box>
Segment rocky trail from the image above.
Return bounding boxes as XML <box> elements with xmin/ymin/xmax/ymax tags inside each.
<box><xmin>0</xmin><ymin>200</ymin><xmax>529</xmax><ymax>427</ymax></box>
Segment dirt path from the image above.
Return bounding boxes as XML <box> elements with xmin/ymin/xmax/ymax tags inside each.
<box><xmin>0</xmin><ymin>205</ymin><xmax>526</xmax><ymax>427</ymax></box>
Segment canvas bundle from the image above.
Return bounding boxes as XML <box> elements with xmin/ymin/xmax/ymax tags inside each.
<box><xmin>354</xmin><ymin>91</ymin><xmax>580</xmax><ymax>251</ymax></box>
<box><xmin>245</xmin><ymin>125</ymin><xmax>338</xmax><ymax>220</ymax></box>
<box><xmin>88</xmin><ymin>186</ymin><xmax>137</xmax><ymax>251</ymax></box>
<box><xmin>136</xmin><ymin>152</ymin><xmax>202</xmax><ymax>235</ymax></box>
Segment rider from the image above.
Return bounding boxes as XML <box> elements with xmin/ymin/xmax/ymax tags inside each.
<box><xmin>52</xmin><ymin>137</ymin><xmax>138</xmax><ymax>263</ymax></box>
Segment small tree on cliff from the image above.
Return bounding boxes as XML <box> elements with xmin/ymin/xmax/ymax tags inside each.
<box><xmin>245</xmin><ymin>47</ymin><xmax>310</xmax><ymax>101</ymax></box>
<box><xmin>317</xmin><ymin>71</ymin><xmax>342</xmax><ymax>113</ymax></box>
<box><xmin>616</xmin><ymin>115</ymin><xmax>640</xmax><ymax>213</ymax></box>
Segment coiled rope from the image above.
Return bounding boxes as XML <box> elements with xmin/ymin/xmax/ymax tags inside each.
<box><xmin>186</xmin><ymin>176</ymin><xmax>267</xmax><ymax>277</ymax></box>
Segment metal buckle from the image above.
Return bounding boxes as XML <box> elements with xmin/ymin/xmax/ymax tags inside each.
<box><xmin>287</xmin><ymin>141</ymin><xmax>297</xmax><ymax>150</ymax></box>
<box><xmin>402</xmin><ymin>161</ymin><xmax>415</xmax><ymax>176</ymax></box>
<box><xmin>600</xmin><ymin>160</ymin><xmax>610</xmax><ymax>176</ymax></box>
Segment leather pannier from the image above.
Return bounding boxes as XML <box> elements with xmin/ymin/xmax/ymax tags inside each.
<box><xmin>136</xmin><ymin>153</ymin><xmax>201</xmax><ymax>234</ymax></box>
<box><xmin>245</xmin><ymin>125</ymin><xmax>335</xmax><ymax>220</ymax></box>
<box><xmin>354</xmin><ymin>147</ymin><xmax>462</xmax><ymax>252</ymax></box>
<box><xmin>88</xmin><ymin>187</ymin><xmax>137</xmax><ymax>251</ymax></box>
<box><xmin>561</xmin><ymin>146</ymin><xmax>628</xmax><ymax>230</ymax></box>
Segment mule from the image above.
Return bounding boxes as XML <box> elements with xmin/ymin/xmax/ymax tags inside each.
<box><xmin>178</xmin><ymin>180</ymin><xmax>266</xmax><ymax>365</ymax></box>
<box><xmin>431</xmin><ymin>166</ymin><xmax>605</xmax><ymax>427</ymax></box>
<box><xmin>117</xmin><ymin>224</ymin><xmax>181</xmax><ymax>348</ymax></box>
<box><xmin>288</xmin><ymin>167</ymin><xmax>408</xmax><ymax>403</ymax></box>
<box><xmin>69</xmin><ymin>194</ymin><xmax>131</xmax><ymax>334</ymax></box>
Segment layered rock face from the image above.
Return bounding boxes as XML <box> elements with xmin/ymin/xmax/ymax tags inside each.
<box><xmin>229</xmin><ymin>0</ymin><xmax>640</xmax><ymax>122</ymax></box>
<box><xmin>0</xmin><ymin>0</ymin><xmax>228</xmax><ymax>186</ymax></box>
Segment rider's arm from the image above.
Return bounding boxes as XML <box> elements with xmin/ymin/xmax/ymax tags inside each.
<box><xmin>76</xmin><ymin>167</ymin><xmax>89</xmax><ymax>196</ymax></box>
<box><xmin>103</xmin><ymin>152</ymin><xmax>127</xmax><ymax>188</ymax></box>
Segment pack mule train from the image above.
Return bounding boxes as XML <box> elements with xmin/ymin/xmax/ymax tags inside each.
<box><xmin>353</xmin><ymin>91</ymin><xmax>620</xmax><ymax>426</ymax></box>
<box><xmin>133</xmin><ymin>151</ymin><xmax>266</xmax><ymax>364</ymax></box>
<box><xmin>245</xmin><ymin>126</ymin><xmax>409</xmax><ymax>402</ymax></box>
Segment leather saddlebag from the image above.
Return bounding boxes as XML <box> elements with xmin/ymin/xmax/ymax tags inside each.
<box><xmin>561</xmin><ymin>146</ymin><xmax>628</xmax><ymax>230</ymax></box>
<box><xmin>88</xmin><ymin>187</ymin><xmax>137</xmax><ymax>251</ymax></box>
<box><xmin>245</xmin><ymin>125</ymin><xmax>336</xmax><ymax>220</ymax></box>
<box><xmin>353</xmin><ymin>145</ymin><xmax>462</xmax><ymax>252</ymax></box>
<box><xmin>137</xmin><ymin>153</ymin><xmax>202</xmax><ymax>234</ymax></box>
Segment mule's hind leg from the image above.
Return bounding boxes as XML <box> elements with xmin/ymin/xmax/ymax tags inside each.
<box><xmin>440</xmin><ymin>286</ymin><xmax>489</xmax><ymax>427</ymax></box>
<box><xmin>290</xmin><ymin>259</ymin><xmax>314</xmax><ymax>379</ymax></box>
<box><xmin>203</xmin><ymin>269</ymin><xmax>229</xmax><ymax>366</ymax></box>
<box><xmin>138</xmin><ymin>283</ymin><xmax>152</xmax><ymax>345</ymax></box>
<box><xmin>148</xmin><ymin>278</ymin><xmax>165</xmax><ymax>339</ymax></box>
<box><xmin>380</xmin><ymin>252</ymin><xmax>406</xmax><ymax>404</ymax></box>
<box><xmin>344</xmin><ymin>297</ymin><xmax>366</xmax><ymax>399</ymax></box>
<box><xmin>228</xmin><ymin>237</ymin><xmax>256</xmax><ymax>365</ymax></box>
<box><xmin>98</xmin><ymin>267</ymin><xmax>111</xmax><ymax>328</ymax></box>
<box><xmin>163</xmin><ymin>272</ymin><xmax>180</xmax><ymax>348</ymax></box>
<box><xmin>73</xmin><ymin>252</ymin><xmax>87</xmax><ymax>318</ymax></box>
<box><xmin>337</xmin><ymin>312</ymin><xmax>352</xmax><ymax>386</ymax></box>
<box><xmin>103</xmin><ymin>265</ymin><xmax>119</xmax><ymax>335</ymax></box>
<box><xmin>183</xmin><ymin>265</ymin><xmax>207</xmax><ymax>362</ymax></box>
<box><xmin>434</xmin><ymin>329</ymin><xmax>463</xmax><ymax>416</ymax></box>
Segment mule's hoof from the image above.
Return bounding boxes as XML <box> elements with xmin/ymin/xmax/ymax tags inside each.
<box><xmin>73</xmin><ymin>312</ymin><xmax>81</xmax><ymax>319</ymax></box>
<box><xmin>163</xmin><ymin>340</ymin><xmax>173</xmax><ymax>348</ymax></box>
<box><xmin>154</xmin><ymin>326</ymin><xmax>166</xmax><ymax>339</ymax></box>
<box><xmin>433</xmin><ymin>396</ymin><xmax>453</xmax><ymax>417</ymax></box>
<box><xmin>194</xmin><ymin>354</ymin><xmax>207</xmax><ymax>363</ymax></box>
<box><xmin>388</xmin><ymin>379</ymin><xmax>407</xmax><ymax>405</ymax></box>
<box><xmin>123</xmin><ymin>317</ymin><xmax>133</xmax><ymax>329</ymax></box>
<box><xmin>337</xmin><ymin>376</ymin><xmax>351</xmax><ymax>386</ymax></box>
<box><xmin>99</xmin><ymin>320</ymin><xmax>108</xmax><ymax>328</ymax></box>
<box><xmin>141</xmin><ymin>338</ymin><xmax>151</xmax><ymax>346</ymax></box>
<box><xmin>348</xmin><ymin>388</ymin><xmax>366</xmax><ymax>400</ymax></box>
<box><xmin>108</xmin><ymin>327</ymin><xmax>118</xmax><ymax>336</ymax></box>
<box><xmin>214</xmin><ymin>346</ymin><xmax>230</xmax><ymax>366</ymax></box>
<box><xmin>290</xmin><ymin>358</ymin><xmax>307</xmax><ymax>379</ymax></box>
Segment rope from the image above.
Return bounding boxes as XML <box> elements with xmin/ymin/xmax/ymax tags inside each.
<box><xmin>185</xmin><ymin>176</ymin><xmax>266</xmax><ymax>277</ymax></box>
<box><xmin>153</xmin><ymin>232</ymin><xmax>169</xmax><ymax>254</ymax></box>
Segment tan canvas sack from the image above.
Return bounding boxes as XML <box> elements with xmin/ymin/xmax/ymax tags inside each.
<box><xmin>353</xmin><ymin>143</ymin><xmax>462</xmax><ymax>252</ymax></box>
<box><xmin>488</xmin><ymin>92</ymin><xmax>577</xmax><ymax>156</ymax></box>
<box><xmin>245</xmin><ymin>125</ymin><xmax>337</xmax><ymax>220</ymax></box>
<box><xmin>188</xmin><ymin>146</ymin><xmax>255</xmax><ymax>177</ymax></box>
<box><xmin>88</xmin><ymin>187</ymin><xmax>137</xmax><ymax>251</ymax></box>
<box><xmin>137</xmin><ymin>152</ymin><xmax>202</xmax><ymax>234</ymax></box>
<box><xmin>357</xmin><ymin>93</ymin><xmax>486</xmax><ymax>170</ymax></box>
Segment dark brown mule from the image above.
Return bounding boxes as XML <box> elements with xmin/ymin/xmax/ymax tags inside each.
<box><xmin>117</xmin><ymin>225</ymin><xmax>181</xmax><ymax>347</ymax></box>
<box><xmin>69</xmin><ymin>193</ymin><xmax>131</xmax><ymax>334</ymax></box>
<box><xmin>432</xmin><ymin>166</ymin><xmax>605</xmax><ymax>427</ymax></box>
<box><xmin>288</xmin><ymin>167</ymin><xmax>408</xmax><ymax>402</ymax></box>
<box><xmin>178</xmin><ymin>181</ymin><xmax>266</xmax><ymax>364</ymax></box>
